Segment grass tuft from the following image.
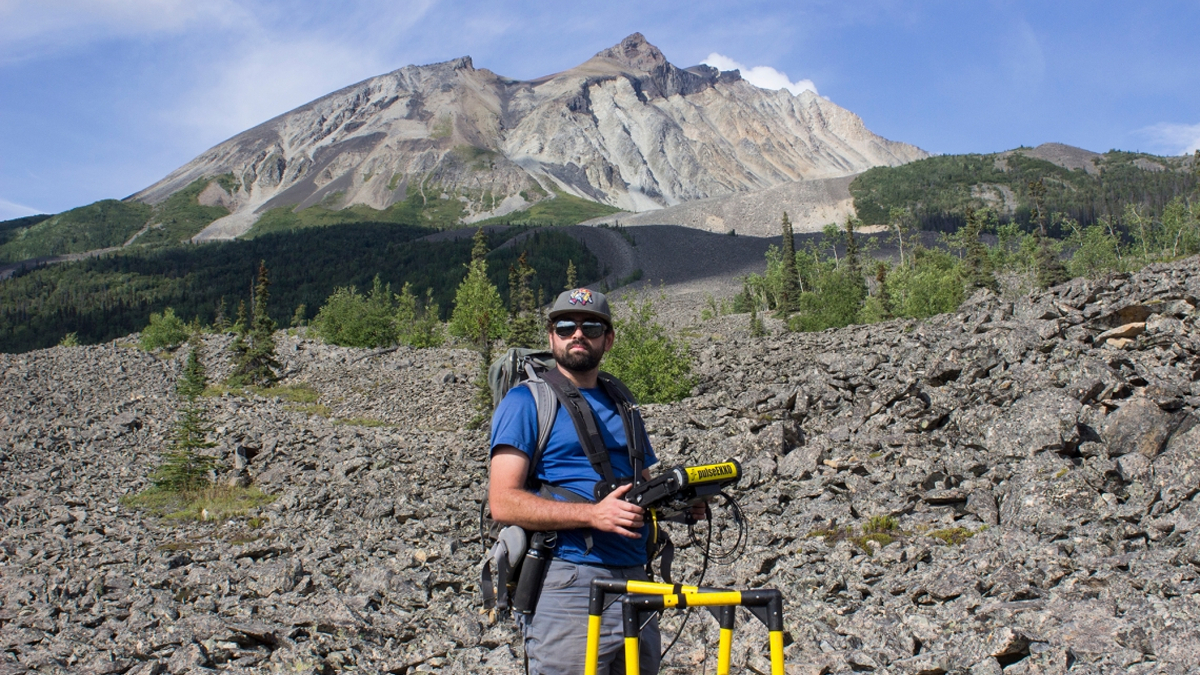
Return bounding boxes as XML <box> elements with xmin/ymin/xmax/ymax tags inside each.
<box><xmin>202</xmin><ymin>382</ymin><xmax>319</xmax><ymax>403</ymax></box>
<box><xmin>255</xmin><ymin>383</ymin><xmax>319</xmax><ymax>403</ymax></box>
<box><xmin>122</xmin><ymin>485</ymin><xmax>276</xmax><ymax>521</ymax></box>
<box><xmin>927</xmin><ymin>527</ymin><xmax>976</xmax><ymax>546</ymax></box>
<box><xmin>864</xmin><ymin>515</ymin><xmax>899</xmax><ymax>534</ymax></box>
<box><xmin>808</xmin><ymin>515</ymin><xmax>906</xmax><ymax>556</ymax></box>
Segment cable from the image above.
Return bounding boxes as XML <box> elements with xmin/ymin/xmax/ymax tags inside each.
<box><xmin>658</xmin><ymin>493</ymin><xmax>748</xmax><ymax>661</ymax></box>
<box><xmin>659</xmin><ymin>502</ymin><xmax>715</xmax><ymax>660</ymax></box>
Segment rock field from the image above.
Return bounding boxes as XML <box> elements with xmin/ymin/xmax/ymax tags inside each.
<box><xmin>3</xmin><ymin>257</ymin><xmax>1200</xmax><ymax>674</ymax></box>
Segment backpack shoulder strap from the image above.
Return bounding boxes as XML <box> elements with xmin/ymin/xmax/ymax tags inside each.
<box><xmin>521</xmin><ymin>378</ymin><xmax>558</xmax><ymax>490</ymax></box>
<box><xmin>597</xmin><ymin>372</ymin><xmax>647</xmax><ymax>481</ymax></box>
<box><xmin>540</xmin><ymin>368</ymin><xmax>619</xmax><ymax>492</ymax></box>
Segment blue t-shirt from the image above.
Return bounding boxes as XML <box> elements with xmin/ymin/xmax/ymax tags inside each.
<box><xmin>490</xmin><ymin>383</ymin><xmax>657</xmax><ymax>567</ymax></box>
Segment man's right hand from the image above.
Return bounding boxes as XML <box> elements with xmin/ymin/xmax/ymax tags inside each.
<box><xmin>589</xmin><ymin>483</ymin><xmax>645</xmax><ymax>538</ymax></box>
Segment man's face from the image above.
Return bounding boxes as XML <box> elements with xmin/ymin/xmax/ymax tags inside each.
<box><xmin>549</xmin><ymin>313</ymin><xmax>613</xmax><ymax>373</ymax></box>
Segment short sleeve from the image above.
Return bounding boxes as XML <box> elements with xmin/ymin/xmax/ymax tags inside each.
<box><xmin>489</xmin><ymin>385</ymin><xmax>538</xmax><ymax>458</ymax></box>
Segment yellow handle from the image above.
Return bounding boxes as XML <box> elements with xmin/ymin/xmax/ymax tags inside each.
<box><xmin>584</xmin><ymin>615</ymin><xmax>601</xmax><ymax>675</ymax></box>
<box><xmin>624</xmin><ymin>636</ymin><xmax>640</xmax><ymax>674</ymax></box>
<box><xmin>717</xmin><ymin>627</ymin><xmax>733</xmax><ymax>675</ymax></box>
<box><xmin>769</xmin><ymin>630</ymin><xmax>785</xmax><ymax>675</ymax></box>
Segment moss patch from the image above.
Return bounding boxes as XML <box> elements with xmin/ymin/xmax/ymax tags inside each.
<box><xmin>928</xmin><ymin>527</ymin><xmax>977</xmax><ymax>546</ymax></box>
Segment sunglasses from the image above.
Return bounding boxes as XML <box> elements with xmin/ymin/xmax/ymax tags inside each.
<box><xmin>553</xmin><ymin>319</ymin><xmax>609</xmax><ymax>339</ymax></box>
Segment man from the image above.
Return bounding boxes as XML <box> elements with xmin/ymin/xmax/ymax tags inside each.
<box><xmin>489</xmin><ymin>288</ymin><xmax>661</xmax><ymax>675</ymax></box>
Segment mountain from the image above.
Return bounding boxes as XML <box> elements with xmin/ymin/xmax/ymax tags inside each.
<box><xmin>134</xmin><ymin>33</ymin><xmax>926</xmax><ymax>240</ymax></box>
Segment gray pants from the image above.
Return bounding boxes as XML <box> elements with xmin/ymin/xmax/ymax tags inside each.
<box><xmin>520</xmin><ymin>559</ymin><xmax>661</xmax><ymax>675</ymax></box>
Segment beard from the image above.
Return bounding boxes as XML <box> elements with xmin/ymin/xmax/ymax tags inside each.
<box><xmin>553</xmin><ymin>339</ymin><xmax>604</xmax><ymax>373</ymax></box>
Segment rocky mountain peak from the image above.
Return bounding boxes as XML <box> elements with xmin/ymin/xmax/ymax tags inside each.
<box><xmin>135</xmin><ymin>33</ymin><xmax>927</xmax><ymax>239</ymax></box>
<box><xmin>591</xmin><ymin>32</ymin><xmax>667</xmax><ymax>72</ymax></box>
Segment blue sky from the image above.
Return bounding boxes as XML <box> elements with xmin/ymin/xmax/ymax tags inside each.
<box><xmin>2</xmin><ymin>0</ymin><xmax>1198</xmax><ymax>220</ymax></box>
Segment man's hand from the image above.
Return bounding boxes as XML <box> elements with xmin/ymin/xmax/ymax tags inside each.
<box><xmin>589</xmin><ymin>483</ymin><xmax>645</xmax><ymax>538</ymax></box>
<box><xmin>689</xmin><ymin>499</ymin><xmax>710</xmax><ymax>522</ymax></box>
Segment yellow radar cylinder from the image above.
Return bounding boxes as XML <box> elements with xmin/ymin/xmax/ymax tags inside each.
<box><xmin>682</xmin><ymin>460</ymin><xmax>740</xmax><ymax>487</ymax></box>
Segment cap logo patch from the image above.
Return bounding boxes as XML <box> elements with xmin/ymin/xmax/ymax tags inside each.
<box><xmin>568</xmin><ymin>288</ymin><xmax>594</xmax><ymax>306</ymax></box>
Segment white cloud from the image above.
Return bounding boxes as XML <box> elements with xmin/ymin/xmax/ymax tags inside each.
<box><xmin>701</xmin><ymin>52</ymin><xmax>817</xmax><ymax>96</ymax></box>
<box><xmin>0</xmin><ymin>197</ymin><xmax>44</xmax><ymax>220</ymax></box>
<box><xmin>1138</xmin><ymin>122</ymin><xmax>1200</xmax><ymax>156</ymax></box>
<box><xmin>0</xmin><ymin>0</ymin><xmax>247</xmax><ymax>61</ymax></box>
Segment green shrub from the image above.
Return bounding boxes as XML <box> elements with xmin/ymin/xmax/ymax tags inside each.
<box><xmin>403</xmin><ymin>287</ymin><xmax>445</xmax><ymax>348</ymax></box>
<box><xmin>605</xmin><ymin>294</ymin><xmax>694</xmax><ymax>403</ymax></box>
<box><xmin>140</xmin><ymin>307</ymin><xmax>189</xmax><ymax>351</ymax></box>
<box><xmin>57</xmin><ymin>332</ymin><xmax>79</xmax><ymax>347</ymax></box>
<box><xmin>313</xmin><ymin>276</ymin><xmax>399</xmax><ymax>348</ymax></box>
<box><xmin>885</xmin><ymin>249</ymin><xmax>964</xmax><ymax>319</ymax></box>
<box><xmin>789</xmin><ymin>268</ymin><xmax>867</xmax><ymax>332</ymax></box>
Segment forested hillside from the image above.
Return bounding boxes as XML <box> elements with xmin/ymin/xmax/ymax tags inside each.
<box><xmin>0</xmin><ymin>225</ymin><xmax>598</xmax><ymax>353</ymax></box>
<box><xmin>851</xmin><ymin>149</ymin><xmax>1199</xmax><ymax>232</ymax></box>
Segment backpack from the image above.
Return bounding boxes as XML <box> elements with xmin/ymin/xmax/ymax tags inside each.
<box><xmin>480</xmin><ymin>347</ymin><xmax>651</xmax><ymax>613</ymax></box>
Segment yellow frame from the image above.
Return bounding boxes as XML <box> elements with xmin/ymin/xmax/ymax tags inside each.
<box><xmin>582</xmin><ymin>579</ymin><xmax>785</xmax><ymax>675</ymax></box>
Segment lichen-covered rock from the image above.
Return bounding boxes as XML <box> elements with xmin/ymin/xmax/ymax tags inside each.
<box><xmin>1102</xmin><ymin>395</ymin><xmax>1176</xmax><ymax>457</ymax></box>
<box><xmin>982</xmin><ymin>389</ymin><xmax>1082</xmax><ymax>457</ymax></box>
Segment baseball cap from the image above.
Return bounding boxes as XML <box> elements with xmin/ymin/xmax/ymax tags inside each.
<box><xmin>548</xmin><ymin>288</ymin><xmax>612</xmax><ymax>324</ymax></box>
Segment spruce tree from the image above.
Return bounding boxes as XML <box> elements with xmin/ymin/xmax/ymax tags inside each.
<box><xmin>565</xmin><ymin>259</ymin><xmax>578</xmax><ymax>289</ymax></box>
<box><xmin>213</xmin><ymin>297</ymin><xmax>229</xmax><ymax>332</ymax></box>
<box><xmin>228</xmin><ymin>300</ymin><xmax>249</xmax><ymax>374</ymax></box>
<box><xmin>874</xmin><ymin>262</ymin><xmax>893</xmax><ymax>319</ymax></box>
<box><xmin>177</xmin><ymin>335</ymin><xmax>209</xmax><ymax>400</ymax></box>
<box><xmin>449</xmin><ymin>228</ymin><xmax>506</xmax><ymax>345</ymax></box>
<box><xmin>407</xmin><ymin>288</ymin><xmax>445</xmax><ymax>348</ymax></box>
<box><xmin>1029</xmin><ymin>180</ymin><xmax>1069</xmax><ymax>288</ymax></box>
<box><xmin>961</xmin><ymin>209</ymin><xmax>999</xmax><ymax>292</ymax></box>
<box><xmin>233</xmin><ymin>299</ymin><xmax>247</xmax><ymax>334</ymax></box>
<box><xmin>228</xmin><ymin>261</ymin><xmax>280</xmax><ymax>386</ymax></box>
<box><xmin>507</xmin><ymin>251</ymin><xmax>541</xmax><ymax>348</ymax></box>
<box><xmin>749</xmin><ymin>301</ymin><xmax>765</xmax><ymax>337</ymax></box>
<box><xmin>152</xmin><ymin>335</ymin><xmax>217</xmax><ymax>492</ymax></box>
<box><xmin>450</xmin><ymin>229</ymin><xmax>506</xmax><ymax>427</ymax></box>
<box><xmin>777</xmin><ymin>212</ymin><xmax>800</xmax><ymax>315</ymax></box>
